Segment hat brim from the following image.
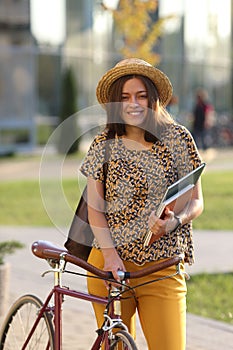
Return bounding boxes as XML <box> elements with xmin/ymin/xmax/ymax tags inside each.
<box><xmin>96</xmin><ymin>63</ymin><xmax>173</xmax><ymax>107</ymax></box>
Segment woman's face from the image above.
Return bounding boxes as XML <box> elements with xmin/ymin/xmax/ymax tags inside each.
<box><xmin>121</xmin><ymin>77</ymin><xmax>149</xmax><ymax>127</ymax></box>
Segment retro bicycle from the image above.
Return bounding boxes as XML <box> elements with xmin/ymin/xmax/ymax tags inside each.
<box><xmin>0</xmin><ymin>240</ymin><xmax>183</xmax><ymax>350</ymax></box>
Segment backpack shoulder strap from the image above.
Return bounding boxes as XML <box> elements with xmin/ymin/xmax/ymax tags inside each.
<box><xmin>103</xmin><ymin>129</ymin><xmax>113</xmax><ymax>181</ymax></box>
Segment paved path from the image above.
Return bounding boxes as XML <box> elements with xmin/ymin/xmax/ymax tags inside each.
<box><xmin>0</xmin><ymin>146</ymin><xmax>233</xmax><ymax>182</ymax></box>
<box><xmin>0</xmin><ymin>226</ymin><xmax>233</xmax><ymax>349</ymax></box>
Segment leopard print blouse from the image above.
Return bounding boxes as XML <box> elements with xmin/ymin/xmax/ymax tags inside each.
<box><xmin>80</xmin><ymin>123</ymin><xmax>202</xmax><ymax>265</ymax></box>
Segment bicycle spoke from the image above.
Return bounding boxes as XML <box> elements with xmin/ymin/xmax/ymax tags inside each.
<box><xmin>0</xmin><ymin>295</ymin><xmax>54</xmax><ymax>350</ymax></box>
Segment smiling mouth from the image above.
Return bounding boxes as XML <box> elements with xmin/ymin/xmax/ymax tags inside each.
<box><xmin>127</xmin><ymin>110</ymin><xmax>144</xmax><ymax>116</ymax></box>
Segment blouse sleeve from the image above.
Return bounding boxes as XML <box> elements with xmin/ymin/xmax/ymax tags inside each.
<box><xmin>166</xmin><ymin>124</ymin><xmax>203</xmax><ymax>178</ymax></box>
<box><xmin>80</xmin><ymin>132</ymin><xmax>107</xmax><ymax>183</ymax></box>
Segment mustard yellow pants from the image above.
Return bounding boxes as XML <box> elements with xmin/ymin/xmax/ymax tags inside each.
<box><xmin>87</xmin><ymin>248</ymin><xmax>187</xmax><ymax>350</ymax></box>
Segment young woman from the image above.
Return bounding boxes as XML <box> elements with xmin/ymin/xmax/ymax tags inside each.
<box><xmin>80</xmin><ymin>58</ymin><xmax>204</xmax><ymax>350</ymax></box>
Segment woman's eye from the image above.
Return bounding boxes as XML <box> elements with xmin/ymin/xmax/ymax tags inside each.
<box><xmin>121</xmin><ymin>94</ymin><xmax>147</xmax><ymax>101</ymax></box>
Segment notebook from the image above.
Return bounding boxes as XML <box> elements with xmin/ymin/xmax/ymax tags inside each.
<box><xmin>143</xmin><ymin>163</ymin><xmax>206</xmax><ymax>246</ymax></box>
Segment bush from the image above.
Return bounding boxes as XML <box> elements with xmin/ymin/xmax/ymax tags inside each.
<box><xmin>0</xmin><ymin>240</ymin><xmax>25</xmax><ymax>265</ymax></box>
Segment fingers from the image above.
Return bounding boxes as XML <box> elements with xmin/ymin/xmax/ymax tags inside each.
<box><xmin>104</xmin><ymin>271</ymin><xmax>120</xmax><ymax>289</ymax></box>
<box><xmin>104</xmin><ymin>269</ymin><xmax>127</xmax><ymax>289</ymax></box>
<box><xmin>165</xmin><ymin>207</ymin><xmax>175</xmax><ymax>219</ymax></box>
<box><xmin>103</xmin><ymin>258</ymin><xmax>127</xmax><ymax>287</ymax></box>
<box><xmin>148</xmin><ymin>210</ymin><xmax>158</xmax><ymax>229</ymax></box>
<box><xmin>112</xmin><ymin>269</ymin><xmax>122</xmax><ymax>282</ymax></box>
<box><xmin>148</xmin><ymin>208</ymin><xmax>176</xmax><ymax>240</ymax></box>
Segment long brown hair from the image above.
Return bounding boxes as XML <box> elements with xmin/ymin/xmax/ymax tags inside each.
<box><xmin>106</xmin><ymin>75</ymin><xmax>174</xmax><ymax>142</ymax></box>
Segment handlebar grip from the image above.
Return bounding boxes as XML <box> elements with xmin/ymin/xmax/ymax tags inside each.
<box><xmin>107</xmin><ymin>270</ymin><xmax>131</xmax><ymax>281</ymax></box>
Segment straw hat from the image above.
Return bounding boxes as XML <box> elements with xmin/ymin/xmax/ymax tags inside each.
<box><xmin>96</xmin><ymin>58</ymin><xmax>173</xmax><ymax>107</ymax></box>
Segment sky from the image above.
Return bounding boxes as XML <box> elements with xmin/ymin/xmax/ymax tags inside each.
<box><xmin>30</xmin><ymin>0</ymin><xmax>66</xmax><ymax>45</ymax></box>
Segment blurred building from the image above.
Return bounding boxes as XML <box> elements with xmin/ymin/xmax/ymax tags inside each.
<box><xmin>0</xmin><ymin>0</ymin><xmax>36</xmax><ymax>153</ymax></box>
<box><xmin>0</xmin><ymin>0</ymin><xmax>232</xmax><ymax>152</ymax></box>
<box><xmin>159</xmin><ymin>0</ymin><xmax>232</xmax><ymax>121</ymax></box>
<box><xmin>64</xmin><ymin>0</ymin><xmax>117</xmax><ymax>108</ymax></box>
<box><xmin>34</xmin><ymin>0</ymin><xmax>233</xmax><ymax>120</ymax></box>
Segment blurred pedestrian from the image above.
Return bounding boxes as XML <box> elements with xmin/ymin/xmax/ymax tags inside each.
<box><xmin>192</xmin><ymin>88</ymin><xmax>213</xmax><ymax>150</ymax></box>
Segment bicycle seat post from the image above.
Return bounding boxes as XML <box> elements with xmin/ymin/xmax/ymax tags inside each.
<box><xmin>54</xmin><ymin>253</ymin><xmax>67</xmax><ymax>350</ymax></box>
<box><xmin>54</xmin><ymin>253</ymin><xmax>66</xmax><ymax>287</ymax></box>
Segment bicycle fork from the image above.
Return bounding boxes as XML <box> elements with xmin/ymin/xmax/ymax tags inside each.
<box><xmin>92</xmin><ymin>285</ymin><xmax>128</xmax><ymax>350</ymax></box>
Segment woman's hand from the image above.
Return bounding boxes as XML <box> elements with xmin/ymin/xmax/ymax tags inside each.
<box><xmin>148</xmin><ymin>180</ymin><xmax>204</xmax><ymax>243</ymax></box>
<box><xmin>101</xmin><ymin>247</ymin><xmax>127</xmax><ymax>287</ymax></box>
<box><xmin>148</xmin><ymin>207</ymin><xmax>180</xmax><ymax>241</ymax></box>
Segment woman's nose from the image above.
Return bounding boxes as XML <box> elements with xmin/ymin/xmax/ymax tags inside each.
<box><xmin>129</xmin><ymin>95</ymin><xmax>138</xmax><ymax>105</ymax></box>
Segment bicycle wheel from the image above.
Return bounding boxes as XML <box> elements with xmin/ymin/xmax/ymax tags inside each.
<box><xmin>0</xmin><ymin>294</ymin><xmax>54</xmax><ymax>350</ymax></box>
<box><xmin>109</xmin><ymin>330</ymin><xmax>138</xmax><ymax>350</ymax></box>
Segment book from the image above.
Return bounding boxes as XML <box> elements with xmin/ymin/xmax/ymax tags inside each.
<box><xmin>143</xmin><ymin>163</ymin><xmax>206</xmax><ymax>246</ymax></box>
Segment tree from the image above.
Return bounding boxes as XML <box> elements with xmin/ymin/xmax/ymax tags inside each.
<box><xmin>57</xmin><ymin>66</ymin><xmax>80</xmax><ymax>155</ymax></box>
<box><xmin>102</xmin><ymin>0</ymin><xmax>174</xmax><ymax>65</ymax></box>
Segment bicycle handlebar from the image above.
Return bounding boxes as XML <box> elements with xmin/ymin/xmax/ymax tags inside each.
<box><xmin>32</xmin><ymin>240</ymin><xmax>182</xmax><ymax>280</ymax></box>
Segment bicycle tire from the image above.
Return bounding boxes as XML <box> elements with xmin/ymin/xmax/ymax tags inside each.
<box><xmin>109</xmin><ymin>330</ymin><xmax>138</xmax><ymax>350</ymax></box>
<box><xmin>0</xmin><ymin>294</ymin><xmax>55</xmax><ymax>350</ymax></box>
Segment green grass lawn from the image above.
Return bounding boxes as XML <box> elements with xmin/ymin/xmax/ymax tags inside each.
<box><xmin>0</xmin><ymin>179</ymin><xmax>82</xmax><ymax>226</ymax></box>
<box><xmin>0</xmin><ymin>170</ymin><xmax>232</xmax><ymax>229</ymax></box>
<box><xmin>194</xmin><ymin>171</ymin><xmax>233</xmax><ymax>230</ymax></box>
<box><xmin>187</xmin><ymin>273</ymin><xmax>233</xmax><ymax>325</ymax></box>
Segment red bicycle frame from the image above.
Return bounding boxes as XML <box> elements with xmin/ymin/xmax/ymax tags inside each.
<box><xmin>21</xmin><ymin>257</ymin><xmax>122</xmax><ymax>350</ymax></box>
